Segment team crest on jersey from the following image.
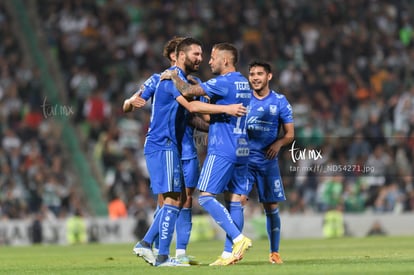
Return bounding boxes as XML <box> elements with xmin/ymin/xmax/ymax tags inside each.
<box><xmin>269</xmin><ymin>105</ymin><xmax>277</xmax><ymax>115</ymax></box>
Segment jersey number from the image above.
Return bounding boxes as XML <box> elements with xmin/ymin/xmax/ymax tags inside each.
<box><xmin>233</xmin><ymin>116</ymin><xmax>246</xmax><ymax>134</ymax></box>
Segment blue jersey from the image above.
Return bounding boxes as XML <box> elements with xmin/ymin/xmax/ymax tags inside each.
<box><xmin>137</xmin><ymin>73</ymin><xmax>160</xmax><ymax>101</ymax></box>
<box><xmin>181</xmin><ymin>126</ymin><xmax>197</xmax><ymax>160</ymax></box>
<box><xmin>144</xmin><ymin>66</ymin><xmax>188</xmax><ymax>155</ymax></box>
<box><xmin>247</xmin><ymin>90</ymin><xmax>293</xmax><ymax>166</ymax></box>
<box><xmin>181</xmin><ymin>76</ymin><xmax>202</xmax><ymax>160</ymax></box>
<box><xmin>137</xmin><ymin>72</ymin><xmax>198</xmax><ymax>159</ymax></box>
<box><xmin>199</xmin><ymin>72</ymin><xmax>251</xmax><ymax>163</ymax></box>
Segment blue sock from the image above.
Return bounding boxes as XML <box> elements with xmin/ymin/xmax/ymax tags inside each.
<box><xmin>199</xmin><ymin>195</ymin><xmax>240</xmax><ymax>241</ymax></box>
<box><xmin>142</xmin><ymin>206</ymin><xmax>162</xmax><ymax>246</ymax></box>
<box><xmin>266</xmin><ymin>208</ymin><xmax>281</xmax><ymax>252</ymax></box>
<box><xmin>176</xmin><ymin>208</ymin><xmax>192</xmax><ymax>250</ymax></box>
<box><xmin>153</xmin><ymin>205</ymin><xmax>161</xmax><ymax>250</ymax></box>
<box><xmin>158</xmin><ymin>204</ymin><xmax>180</xmax><ymax>257</ymax></box>
<box><xmin>224</xmin><ymin>201</ymin><xmax>244</xmax><ymax>253</ymax></box>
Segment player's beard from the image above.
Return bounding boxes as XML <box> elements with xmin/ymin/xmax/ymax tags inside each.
<box><xmin>210</xmin><ymin>64</ymin><xmax>220</xmax><ymax>75</ymax></box>
<box><xmin>251</xmin><ymin>81</ymin><xmax>267</xmax><ymax>93</ymax></box>
<box><xmin>184</xmin><ymin>56</ymin><xmax>200</xmax><ymax>74</ymax></box>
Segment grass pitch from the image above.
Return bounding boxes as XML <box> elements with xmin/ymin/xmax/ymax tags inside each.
<box><xmin>1</xmin><ymin>236</ymin><xmax>413</xmax><ymax>274</ymax></box>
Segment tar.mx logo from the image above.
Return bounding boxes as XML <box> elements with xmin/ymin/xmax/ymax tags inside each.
<box><xmin>41</xmin><ymin>97</ymin><xmax>74</xmax><ymax>118</ymax></box>
<box><xmin>289</xmin><ymin>140</ymin><xmax>323</xmax><ymax>163</ymax></box>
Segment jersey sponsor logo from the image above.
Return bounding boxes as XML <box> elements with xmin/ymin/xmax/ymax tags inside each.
<box><xmin>161</xmin><ymin>219</ymin><xmax>170</xmax><ymax>240</ymax></box>
<box><xmin>234</xmin><ymin>81</ymin><xmax>250</xmax><ymax>90</ymax></box>
<box><xmin>236</xmin><ymin>147</ymin><xmax>250</xmax><ymax>156</ymax></box>
<box><xmin>257</xmin><ymin>106</ymin><xmax>264</xmax><ymax>112</ymax></box>
<box><xmin>236</xmin><ymin>92</ymin><xmax>251</xmax><ymax>98</ymax></box>
<box><xmin>247</xmin><ymin>116</ymin><xmax>273</xmax><ymax>125</ymax></box>
<box><xmin>238</xmin><ymin>138</ymin><xmax>248</xmax><ymax>145</ymax></box>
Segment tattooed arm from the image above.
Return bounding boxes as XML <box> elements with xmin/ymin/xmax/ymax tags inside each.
<box><xmin>161</xmin><ymin>69</ymin><xmax>206</xmax><ymax>97</ymax></box>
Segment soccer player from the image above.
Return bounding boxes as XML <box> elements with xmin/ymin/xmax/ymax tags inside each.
<box><xmin>161</xmin><ymin>42</ymin><xmax>253</xmax><ymax>265</ymax></box>
<box><xmin>127</xmin><ymin>36</ymin><xmax>183</xmax><ymax>264</ymax></box>
<box><xmin>244</xmin><ymin>61</ymin><xmax>294</xmax><ymax>264</ymax></box>
<box><xmin>135</xmin><ymin>38</ymin><xmax>247</xmax><ymax>267</ymax></box>
<box><xmin>127</xmin><ymin>37</ymin><xmax>208</xmax><ymax>265</ymax></box>
<box><xmin>123</xmin><ymin>36</ymin><xmax>183</xmax><ymax>113</ymax></box>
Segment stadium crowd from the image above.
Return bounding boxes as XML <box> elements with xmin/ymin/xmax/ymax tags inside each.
<box><xmin>0</xmin><ymin>3</ymin><xmax>86</xmax><ymax>220</ymax></box>
<box><xmin>1</xmin><ymin>0</ymin><xmax>414</xmax><ymax>220</ymax></box>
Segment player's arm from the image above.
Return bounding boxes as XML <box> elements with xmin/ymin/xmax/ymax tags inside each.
<box><xmin>123</xmin><ymin>92</ymin><xmax>146</xmax><ymax>112</ymax></box>
<box><xmin>201</xmin><ymin>113</ymin><xmax>210</xmax><ymax>123</ymax></box>
<box><xmin>176</xmin><ymin>95</ymin><xmax>246</xmax><ymax>116</ymax></box>
<box><xmin>265</xmin><ymin>122</ymin><xmax>295</xmax><ymax>159</ymax></box>
<box><xmin>123</xmin><ymin>74</ymin><xmax>159</xmax><ymax>112</ymax></box>
<box><xmin>188</xmin><ymin>113</ymin><xmax>210</xmax><ymax>132</ymax></box>
<box><xmin>161</xmin><ymin>69</ymin><xmax>206</xmax><ymax>97</ymax></box>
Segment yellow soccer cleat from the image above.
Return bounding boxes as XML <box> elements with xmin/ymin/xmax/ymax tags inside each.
<box><xmin>231</xmin><ymin>236</ymin><xmax>252</xmax><ymax>260</ymax></box>
<box><xmin>209</xmin><ymin>256</ymin><xmax>226</xmax><ymax>266</ymax></box>
<box><xmin>209</xmin><ymin>256</ymin><xmax>239</xmax><ymax>266</ymax></box>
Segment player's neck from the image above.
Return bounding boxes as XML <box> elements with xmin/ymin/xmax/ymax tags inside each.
<box><xmin>254</xmin><ymin>88</ymin><xmax>270</xmax><ymax>99</ymax></box>
<box><xmin>176</xmin><ymin>64</ymin><xmax>189</xmax><ymax>76</ymax></box>
<box><xmin>220</xmin><ymin>66</ymin><xmax>236</xmax><ymax>75</ymax></box>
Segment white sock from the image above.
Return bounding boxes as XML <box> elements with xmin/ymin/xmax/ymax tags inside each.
<box><xmin>233</xmin><ymin>234</ymin><xmax>244</xmax><ymax>243</ymax></box>
<box><xmin>176</xmin><ymin>249</ymin><xmax>186</xmax><ymax>257</ymax></box>
<box><xmin>221</xmin><ymin>251</ymin><xmax>232</xmax><ymax>259</ymax></box>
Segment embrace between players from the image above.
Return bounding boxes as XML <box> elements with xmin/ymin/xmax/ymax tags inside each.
<box><xmin>123</xmin><ymin>36</ymin><xmax>294</xmax><ymax>267</ymax></box>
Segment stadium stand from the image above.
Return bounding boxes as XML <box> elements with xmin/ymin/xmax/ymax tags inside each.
<box><xmin>1</xmin><ymin>1</ymin><xmax>413</xmax><ymax>222</ymax></box>
<box><xmin>0</xmin><ymin>1</ymin><xmax>88</xmax><ymax>220</ymax></box>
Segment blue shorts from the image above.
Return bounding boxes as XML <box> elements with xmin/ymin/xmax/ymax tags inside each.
<box><xmin>182</xmin><ymin>157</ymin><xmax>200</xmax><ymax>188</ymax></box>
<box><xmin>197</xmin><ymin>154</ymin><xmax>248</xmax><ymax>195</ymax></box>
<box><xmin>246</xmin><ymin>161</ymin><xmax>286</xmax><ymax>203</ymax></box>
<box><xmin>145</xmin><ymin>150</ymin><xmax>183</xmax><ymax>194</ymax></box>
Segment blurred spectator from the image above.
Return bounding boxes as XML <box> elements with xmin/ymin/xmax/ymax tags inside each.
<box><xmin>343</xmin><ymin>179</ymin><xmax>366</xmax><ymax>213</ymax></box>
<box><xmin>66</xmin><ymin>208</ymin><xmax>87</xmax><ymax>244</ymax></box>
<box><xmin>322</xmin><ymin>205</ymin><xmax>345</xmax><ymax>238</ymax></box>
<box><xmin>30</xmin><ymin>213</ymin><xmax>43</xmax><ymax>244</ymax></box>
<box><xmin>132</xmin><ymin>195</ymin><xmax>150</xmax><ymax>240</ymax></box>
<box><xmin>107</xmin><ymin>192</ymin><xmax>127</xmax><ymax>220</ymax></box>
<box><xmin>394</xmin><ymin>85</ymin><xmax>414</xmax><ymax>135</ymax></box>
<box><xmin>366</xmin><ymin>220</ymin><xmax>387</xmax><ymax>236</ymax></box>
<box><xmin>317</xmin><ymin>175</ymin><xmax>344</xmax><ymax>212</ymax></box>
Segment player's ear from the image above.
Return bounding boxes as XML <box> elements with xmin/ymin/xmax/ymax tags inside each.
<box><xmin>268</xmin><ymin>73</ymin><xmax>273</xmax><ymax>81</ymax></box>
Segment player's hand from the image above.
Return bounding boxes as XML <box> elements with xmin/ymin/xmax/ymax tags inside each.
<box><xmin>224</xmin><ymin>103</ymin><xmax>247</xmax><ymax>117</ymax></box>
<box><xmin>128</xmin><ymin>93</ymin><xmax>146</xmax><ymax>108</ymax></box>
<box><xmin>265</xmin><ymin>142</ymin><xmax>281</xmax><ymax>159</ymax></box>
<box><xmin>160</xmin><ymin>69</ymin><xmax>178</xmax><ymax>80</ymax></box>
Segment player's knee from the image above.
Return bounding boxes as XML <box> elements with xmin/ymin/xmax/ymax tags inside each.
<box><xmin>240</xmin><ymin>195</ymin><xmax>248</xmax><ymax>206</ymax></box>
<box><xmin>198</xmin><ymin>194</ymin><xmax>214</xmax><ymax>207</ymax></box>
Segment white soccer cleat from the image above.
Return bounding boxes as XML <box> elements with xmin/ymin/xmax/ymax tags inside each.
<box><xmin>133</xmin><ymin>242</ymin><xmax>156</xmax><ymax>266</ymax></box>
<box><xmin>155</xmin><ymin>257</ymin><xmax>190</xmax><ymax>267</ymax></box>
